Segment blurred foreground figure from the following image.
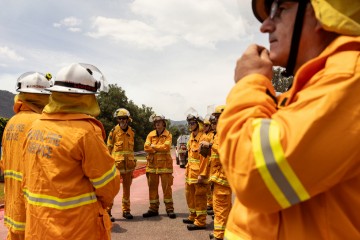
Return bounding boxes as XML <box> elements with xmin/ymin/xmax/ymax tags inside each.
<box><xmin>218</xmin><ymin>0</ymin><xmax>360</xmax><ymax>239</ymax></box>
<box><xmin>23</xmin><ymin>63</ymin><xmax>120</xmax><ymax>240</ymax></box>
<box><xmin>1</xmin><ymin>72</ymin><xmax>51</xmax><ymax>240</ymax></box>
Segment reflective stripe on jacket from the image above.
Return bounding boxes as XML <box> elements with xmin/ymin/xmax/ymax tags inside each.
<box><xmin>23</xmin><ymin>113</ymin><xmax>120</xmax><ymax>240</ymax></box>
<box><xmin>218</xmin><ymin>36</ymin><xmax>360</xmax><ymax>239</ymax></box>
<box><xmin>144</xmin><ymin>129</ymin><xmax>173</xmax><ymax>174</ymax></box>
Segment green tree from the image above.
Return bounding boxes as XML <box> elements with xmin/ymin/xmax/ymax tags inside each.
<box><xmin>168</xmin><ymin>124</ymin><xmax>181</xmax><ymax>146</ymax></box>
<box><xmin>168</xmin><ymin>123</ymin><xmax>189</xmax><ymax>146</ymax></box>
<box><xmin>272</xmin><ymin>67</ymin><xmax>294</xmax><ymax>93</ymax></box>
<box><xmin>96</xmin><ymin>84</ymin><xmax>155</xmax><ymax>151</ymax></box>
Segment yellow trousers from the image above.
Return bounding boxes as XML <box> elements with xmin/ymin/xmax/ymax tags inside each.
<box><xmin>213</xmin><ymin>183</ymin><xmax>232</xmax><ymax>239</ymax></box>
<box><xmin>146</xmin><ymin>173</ymin><xmax>174</xmax><ymax>212</ymax></box>
<box><xmin>185</xmin><ymin>182</ymin><xmax>208</xmax><ymax>227</ymax></box>
<box><xmin>207</xmin><ymin>182</ymin><xmax>213</xmax><ymax>208</ymax></box>
<box><xmin>121</xmin><ymin>171</ymin><xmax>133</xmax><ymax>212</ymax></box>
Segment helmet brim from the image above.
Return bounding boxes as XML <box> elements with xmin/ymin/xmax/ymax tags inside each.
<box><xmin>46</xmin><ymin>85</ymin><xmax>96</xmax><ymax>94</ymax></box>
<box><xmin>17</xmin><ymin>89</ymin><xmax>51</xmax><ymax>95</ymax></box>
<box><xmin>252</xmin><ymin>0</ymin><xmax>272</xmax><ymax>23</ymax></box>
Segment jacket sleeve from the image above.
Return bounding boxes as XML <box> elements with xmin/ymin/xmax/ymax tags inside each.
<box><xmin>211</xmin><ymin>135</ymin><xmax>219</xmax><ymax>155</ymax></box>
<box><xmin>144</xmin><ymin>133</ymin><xmax>156</xmax><ymax>153</ymax></box>
<box><xmin>218</xmin><ymin>59</ymin><xmax>360</xmax><ymax>214</ymax></box>
<box><xmin>199</xmin><ymin>134</ymin><xmax>210</xmax><ymax>177</ymax></box>
<box><xmin>106</xmin><ymin>127</ymin><xmax>115</xmax><ymax>153</ymax></box>
<box><xmin>82</xmin><ymin>127</ymin><xmax>120</xmax><ymax>208</ymax></box>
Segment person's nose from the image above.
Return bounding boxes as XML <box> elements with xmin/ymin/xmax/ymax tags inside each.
<box><xmin>260</xmin><ymin>17</ymin><xmax>275</xmax><ymax>33</ymax></box>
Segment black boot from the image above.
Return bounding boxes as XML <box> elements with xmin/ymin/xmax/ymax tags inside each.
<box><xmin>182</xmin><ymin>218</ymin><xmax>194</xmax><ymax>224</ymax></box>
<box><xmin>142</xmin><ymin>210</ymin><xmax>159</xmax><ymax>218</ymax></box>
<box><xmin>209</xmin><ymin>233</ymin><xmax>223</xmax><ymax>240</ymax></box>
<box><xmin>123</xmin><ymin>212</ymin><xmax>134</xmax><ymax>219</ymax></box>
<box><xmin>167</xmin><ymin>211</ymin><xmax>177</xmax><ymax>219</ymax></box>
<box><xmin>187</xmin><ymin>224</ymin><xmax>206</xmax><ymax>231</ymax></box>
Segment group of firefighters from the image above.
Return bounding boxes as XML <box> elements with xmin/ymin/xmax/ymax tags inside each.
<box><xmin>1</xmin><ymin>62</ymin><xmax>231</xmax><ymax>240</ymax></box>
<box><xmin>106</xmin><ymin>103</ymin><xmax>231</xmax><ymax>240</ymax></box>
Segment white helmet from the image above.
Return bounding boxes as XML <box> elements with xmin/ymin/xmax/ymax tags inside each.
<box><xmin>16</xmin><ymin>72</ymin><xmax>52</xmax><ymax>94</ymax></box>
<box><xmin>149</xmin><ymin>114</ymin><xmax>166</xmax><ymax>123</ymax></box>
<box><xmin>47</xmin><ymin>63</ymin><xmax>108</xmax><ymax>94</ymax></box>
<box><xmin>203</xmin><ymin>114</ymin><xmax>211</xmax><ymax>125</ymax></box>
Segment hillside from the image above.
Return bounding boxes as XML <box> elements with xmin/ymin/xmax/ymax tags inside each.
<box><xmin>170</xmin><ymin>120</ymin><xmax>187</xmax><ymax>126</ymax></box>
<box><xmin>0</xmin><ymin>90</ymin><xmax>15</xmax><ymax>118</ymax></box>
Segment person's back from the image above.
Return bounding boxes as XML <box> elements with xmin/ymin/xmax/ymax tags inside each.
<box><xmin>1</xmin><ymin>72</ymin><xmax>51</xmax><ymax>240</ymax></box>
<box><xmin>217</xmin><ymin>0</ymin><xmax>360</xmax><ymax>239</ymax></box>
<box><xmin>23</xmin><ymin>63</ymin><xmax>120</xmax><ymax>240</ymax></box>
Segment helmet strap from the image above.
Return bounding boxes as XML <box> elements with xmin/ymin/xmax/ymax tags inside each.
<box><xmin>284</xmin><ymin>0</ymin><xmax>308</xmax><ymax>77</ymax></box>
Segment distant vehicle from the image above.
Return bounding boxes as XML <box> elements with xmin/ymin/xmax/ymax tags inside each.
<box><xmin>175</xmin><ymin>135</ymin><xmax>190</xmax><ymax>168</ymax></box>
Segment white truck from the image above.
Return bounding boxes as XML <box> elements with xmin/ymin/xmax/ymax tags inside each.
<box><xmin>175</xmin><ymin>134</ymin><xmax>190</xmax><ymax>168</ymax></box>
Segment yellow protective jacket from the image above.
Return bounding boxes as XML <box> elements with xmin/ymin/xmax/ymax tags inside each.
<box><xmin>1</xmin><ymin>104</ymin><xmax>39</xmax><ymax>234</ymax></box>
<box><xmin>186</xmin><ymin>131</ymin><xmax>210</xmax><ymax>184</ymax></box>
<box><xmin>144</xmin><ymin>129</ymin><xmax>173</xmax><ymax>174</ymax></box>
<box><xmin>218</xmin><ymin>36</ymin><xmax>360</xmax><ymax>239</ymax></box>
<box><xmin>107</xmin><ymin>125</ymin><xmax>135</xmax><ymax>174</ymax></box>
<box><xmin>209</xmin><ymin>133</ymin><xmax>229</xmax><ymax>187</ymax></box>
<box><xmin>23</xmin><ymin>113</ymin><xmax>120</xmax><ymax>240</ymax></box>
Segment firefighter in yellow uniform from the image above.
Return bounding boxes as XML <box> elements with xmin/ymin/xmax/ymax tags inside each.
<box><xmin>203</xmin><ymin>115</ymin><xmax>215</xmax><ymax>216</ymax></box>
<box><xmin>218</xmin><ymin>0</ymin><xmax>360</xmax><ymax>239</ymax></box>
<box><xmin>1</xmin><ymin>72</ymin><xmax>51</xmax><ymax>240</ymax></box>
<box><xmin>208</xmin><ymin>105</ymin><xmax>232</xmax><ymax>240</ymax></box>
<box><xmin>143</xmin><ymin>114</ymin><xmax>176</xmax><ymax>219</ymax></box>
<box><xmin>107</xmin><ymin>108</ymin><xmax>135</xmax><ymax>220</ymax></box>
<box><xmin>183</xmin><ymin>114</ymin><xmax>210</xmax><ymax>230</ymax></box>
<box><xmin>22</xmin><ymin>63</ymin><xmax>120</xmax><ymax>240</ymax></box>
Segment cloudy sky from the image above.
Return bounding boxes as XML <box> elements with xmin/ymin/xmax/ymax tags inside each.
<box><xmin>0</xmin><ymin>0</ymin><xmax>268</xmax><ymax>120</ymax></box>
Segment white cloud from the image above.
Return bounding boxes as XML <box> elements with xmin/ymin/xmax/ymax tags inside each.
<box><xmin>0</xmin><ymin>46</ymin><xmax>25</xmax><ymax>62</ymax></box>
<box><xmin>87</xmin><ymin>0</ymin><xmax>247</xmax><ymax>50</ymax></box>
<box><xmin>130</xmin><ymin>0</ymin><xmax>246</xmax><ymax>48</ymax></box>
<box><xmin>0</xmin><ymin>73</ymin><xmax>19</xmax><ymax>93</ymax></box>
<box><xmin>88</xmin><ymin>17</ymin><xmax>176</xmax><ymax>50</ymax></box>
<box><xmin>68</xmin><ymin>27</ymin><xmax>82</xmax><ymax>32</ymax></box>
<box><xmin>53</xmin><ymin>16</ymin><xmax>83</xmax><ymax>32</ymax></box>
